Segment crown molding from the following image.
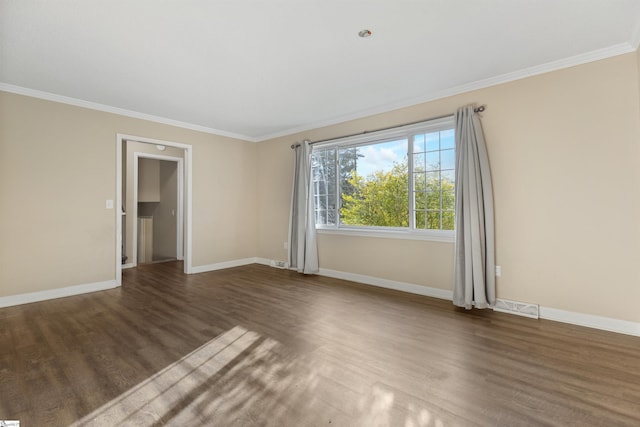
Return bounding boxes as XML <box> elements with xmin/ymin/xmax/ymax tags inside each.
<box><xmin>255</xmin><ymin>43</ymin><xmax>637</xmax><ymax>142</ymax></box>
<box><xmin>0</xmin><ymin>82</ymin><xmax>259</xmax><ymax>142</ymax></box>
<box><xmin>2</xmin><ymin>41</ymin><xmax>637</xmax><ymax>144</ymax></box>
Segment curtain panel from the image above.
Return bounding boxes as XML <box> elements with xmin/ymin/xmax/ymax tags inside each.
<box><xmin>453</xmin><ymin>105</ymin><xmax>496</xmax><ymax>309</ymax></box>
<box><xmin>288</xmin><ymin>140</ymin><xmax>319</xmax><ymax>274</ymax></box>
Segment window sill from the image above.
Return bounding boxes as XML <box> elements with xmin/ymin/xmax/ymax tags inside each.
<box><xmin>316</xmin><ymin>227</ymin><xmax>455</xmax><ymax>243</ymax></box>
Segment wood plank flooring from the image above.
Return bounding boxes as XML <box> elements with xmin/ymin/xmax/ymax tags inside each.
<box><xmin>1</xmin><ymin>261</ymin><xmax>639</xmax><ymax>426</ymax></box>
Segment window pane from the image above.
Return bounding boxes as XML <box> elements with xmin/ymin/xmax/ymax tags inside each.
<box><xmin>339</xmin><ymin>139</ymin><xmax>409</xmax><ymax>227</ymax></box>
<box><xmin>441</xmin><ymin>170</ymin><xmax>455</xmax><ymax>185</ymax></box>
<box><xmin>312</xmin><ymin>148</ymin><xmax>337</xmax><ymax>225</ymax></box>
<box><xmin>337</xmin><ymin>146</ymin><xmax>358</xmax><ymax>202</ymax></box>
<box><xmin>425</xmin><ymin>171</ymin><xmax>440</xmax><ymax>191</ymax></box>
<box><xmin>441</xmin><ymin>149</ymin><xmax>455</xmax><ymax>170</ymax></box>
<box><xmin>442</xmin><ymin>211</ymin><xmax>455</xmax><ymax>230</ymax></box>
<box><xmin>413</xmin><ymin>153</ymin><xmax>425</xmax><ymax>171</ymax></box>
<box><xmin>311</xmin><ymin>121</ymin><xmax>454</xmax><ymax>233</ymax></box>
<box><xmin>426</xmin><ymin>191</ymin><xmax>441</xmax><ymax>210</ymax></box>
<box><xmin>441</xmin><ymin>129</ymin><xmax>455</xmax><ymax>149</ymax></box>
<box><xmin>414</xmin><ymin>172</ymin><xmax>426</xmax><ymax>191</ymax></box>
<box><xmin>411</xmin><ymin>127</ymin><xmax>454</xmax><ymax>232</ymax></box>
<box><xmin>414</xmin><ymin>191</ymin><xmax>427</xmax><ymax>210</ymax></box>
<box><xmin>426</xmin><ymin>132</ymin><xmax>440</xmax><ymax>151</ymax></box>
<box><xmin>413</xmin><ymin>134</ymin><xmax>425</xmax><ymax>153</ymax></box>
<box><xmin>315</xmin><ymin>209</ymin><xmax>327</xmax><ymax>225</ymax></box>
<box><xmin>327</xmin><ymin>209</ymin><xmax>337</xmax><ymax>225</ymax></box>
<box><xmin>426</xmin><ymin>151</ymin><xmax>440</xmax><ymax>171</ymax></box>
<box><xmin>415</xmin><ymin>210</ymin><xmax>426</xmax><ymax>229</ymax></box>
<box><xmin>442</xmin><ymin>190</ymin><xmax>455</xmax><ymax>210</ymax></box>
<box><xmin>426</xmin><ymin>211</ymin><xmax>441</xmax><ymax>230</ymax></box>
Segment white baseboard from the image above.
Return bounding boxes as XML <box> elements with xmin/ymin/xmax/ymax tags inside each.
<box><xmin>3</xmin><ymin>258</ymin><xmax>638</xmax><ymax>338</ymax></box>
<box><xmin>316</xmin><ymin>267</ymin><xmax>640</xmax><ymax>337</ymax></box>
<box><xmin>122</xmin><ymin>262</ymin><xmax>136</xmax><ymax>270</ymax></box>
<box><xmin>318</xmin><ymin>268</ymin><xmax>454</xmax><ymax>300</ymax></box>
<box><xmin>0</xmin><ymin>280</ymin><xmax>119</xmax><ymax>308</ymax></box>
<box><xmin>191</xmin><ymin>257</ymin><xmax>258</xmax><ymax>274</ymax></box>
<box><xmin>539</xmin><ymin>307</ymin><xmax>640</xmax><ymax>337</ymax></box>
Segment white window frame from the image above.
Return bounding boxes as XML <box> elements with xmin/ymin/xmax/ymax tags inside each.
<box><xmin>312</xmin><ymin>116</ymin><xmax>456</xmax><ymax>243</ymax></box>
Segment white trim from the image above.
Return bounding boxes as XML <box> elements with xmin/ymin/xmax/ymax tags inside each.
<box><xmin>0</xmin><ymin>280</ymin><xmax>118</xmax><ymax>308</ymax></box>
<box><xmin>5</xmin><ymin>254</ymin><xmax>640</xmax><ymax>338</ymax></box>
<box><xmin>2</xmin><ymin>44</ymin><xmax>635</xmax><ymax>144</ymax></box>
<box><xmin>122</xmin><ymin>262</ymin><xmax>136</xmax><ymax>270</ymax></box>
<box><xmin>0</xmin><ymin>83</ymin><xmax>256</xmax><ymax>142</ymax></box>
<box><xmin>318</xmin><ymin>267</ymin><xmax>640</xmax><ymax>337</ymax></box>
<box><xmin>132</xmin><ymin>154</ymin><xmax>139</xmax><ymax>266</ymax></box>
<box><xmin>313</xmin><ymin>116</ymin><xmax>457</xmax><ymax>240</ymax></box>
<box><xmin>116</xmin><ymin>134</ymin><xmax>193</xmax><ymax>280</ymax></box>
<box><xmin>539</xmin><ymin>307</ymin><xmax>640</xmax><ymax>337</ymax></box>
<box><xmin>255</xmin><ymin>44</ymin><xmax>636</xmax><ymax>142</ymax></box>
<box><xmin>318</xmin><ymin>268</ymin><xmax>454</xmax><ymax>300</ymax></box>
<box><xmin>317</xmin><ymin>227</ymin><xmax>455</xmax><ymax>243</ymax></box>
<box><xmin>116</xmin><ymin>133</ymin><xmax>123</xmax><ymax>285</ymax></box>
<box><xmin>312</xmin><ymin>116</ymin><xmax>455</xmax><ymax>149</ymax></box>
<box><xmin>184</xmin><ymin>145</ymin><xmax>193</xmax><ymax>273</ymax></box>
<box><xmin>519</xmin><ymin>43</ymin><xmax>635</xmax><ymax>79</ymax></box>
<box><xmin>254</xmin><ymin>257</ymin><xmax>272</xmax><ymax>266</ymax></box>
<box><xmin>191</xmin><ymin>258</ymin><xmax>258</xmax><ymax>274</ymax></box>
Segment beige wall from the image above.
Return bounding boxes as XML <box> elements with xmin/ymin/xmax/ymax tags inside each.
<box><xmin>0</xmin><ymin>91</ymin><xmax>257</xmax><ymax>297</ymax></box>
<box><xmin>258</xmin><ymin>52</ymin><xmax>640</xmax><ymax>323</ymax></box>
<box><xmin>155</xmin><ymin>160</ymin><xmax>178</xmax><ymax>260</ymax></box>
<box><xmin>2</xmin><ymin>51</ymin><xmax>640</xmax><ymax>325</ymax></box>
<box><xmin>137</xmin><ymin>157</ymin><xmax>161</xmax><ymax>202</ymax></box>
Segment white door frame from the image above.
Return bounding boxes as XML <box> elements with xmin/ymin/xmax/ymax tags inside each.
<box><xmin>132</xmin><ymin>153</ymin><xmax>184</xmax><ymax>265</ymax></box>
<box><xmin>116</xmin><ymin>134</ymin><xmax>193</xmax><ymax>285</ymax></box>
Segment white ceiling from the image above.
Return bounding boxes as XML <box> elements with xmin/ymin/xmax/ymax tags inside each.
<box><xmin>1</xmin><ymin>1</ymin><xmax>640</xmax><ymax>141</ymax></box>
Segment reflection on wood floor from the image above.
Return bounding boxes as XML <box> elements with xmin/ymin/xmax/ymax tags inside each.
<box><xmin>1</xmin><ymin>261</ymin><xmax>639</xmax><ymax>426</ymax></box>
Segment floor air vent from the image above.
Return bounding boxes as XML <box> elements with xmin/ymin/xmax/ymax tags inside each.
<box><xmin>270</xmin><ymin>260</ymin><xmax>288</xmax><ymax>269</ymax></box>
<box><xmin>494</xmin><ymin>299</ymin><xmax>539</xmax><ymax>319</ymax></box>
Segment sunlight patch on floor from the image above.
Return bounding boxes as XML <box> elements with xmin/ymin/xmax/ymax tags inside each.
<box><xmin>68</xmin><ymin>324</ymin><xmax>444</xmax><ymax>426</ymax></box>
<box><xmin>70</xmin><ymin>326</ymin><xmax>261</xmax><ymax>426</ymax></box>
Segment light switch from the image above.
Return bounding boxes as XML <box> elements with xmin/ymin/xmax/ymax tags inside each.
<box><xmin>106</xmin><ymin>199</ymin><xmax>114</xmax><ymax>209</ymax></box>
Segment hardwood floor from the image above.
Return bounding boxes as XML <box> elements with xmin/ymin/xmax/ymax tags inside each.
<box><xmin>1</xmin><ymin>262</ymin><xmax>639</xmax><ymax>426</ymax></box>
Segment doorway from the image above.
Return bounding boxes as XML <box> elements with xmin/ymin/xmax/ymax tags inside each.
<box><xmin>116</xmin><ymin>134</ymin><xmax>193</xmax><ymax>285</ymax></box>
<box><xmin>132</xmin><ymin>154</ymin><xmax>184</xmax><ymax>265</ymax></box>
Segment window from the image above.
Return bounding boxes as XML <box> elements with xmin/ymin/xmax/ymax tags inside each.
<box><xmin>311</xmin><ymin>117</ymin><xmax>455</xmax><ymax>239</ymax></box>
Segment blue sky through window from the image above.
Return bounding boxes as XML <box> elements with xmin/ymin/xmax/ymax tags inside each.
<box><xmin>355</xmin><ymin>139</ymin><xmax>407</xmax><ymax>177</ymax></box>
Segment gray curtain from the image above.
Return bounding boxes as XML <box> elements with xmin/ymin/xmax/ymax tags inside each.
<box><xmin>288</xmin><ymin>140</ymin><xmax>319</xmax><ymax>274</ymax></box>
<box><xmin>453</xmin><ymin>105</ymin><xmax>495</xmax><ymax>309</ymax></box>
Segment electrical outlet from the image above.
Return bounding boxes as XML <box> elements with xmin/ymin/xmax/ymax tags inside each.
<box><xmin>283</xmin><ymin>241</ymin><xmax>288</xmax><ymax>250</ymax></box>
<box><xmin>495</xmin><ymin>265</ymin><xmax>502</xmax><ymax>277</ymax></box>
